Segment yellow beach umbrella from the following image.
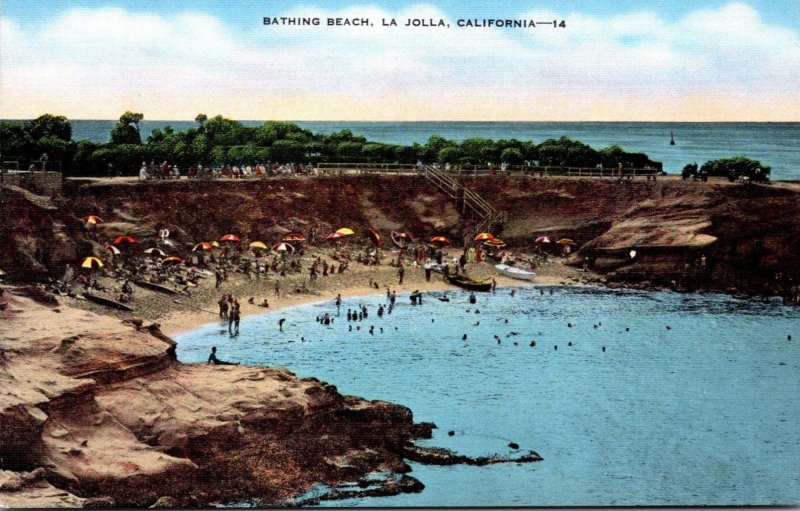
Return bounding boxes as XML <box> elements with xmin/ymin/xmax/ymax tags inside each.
<box><xmin>250</xmin><ymin>241</ymin><xmax>268</xmax><ymax>249</ymax></box>
<box><xmin>335</xmin><ymin>227</ymin><xmax>355</xmax><ymax>236</ymax></box>
<box><xmin>80</xmin><ymin>257</ymin><xmax>104</xmax><ymax>269</ymax></box>
<box><xmin>211</xmin><ymin>240</ymin><xmax>221</xmax><ymax>248</ymax></box>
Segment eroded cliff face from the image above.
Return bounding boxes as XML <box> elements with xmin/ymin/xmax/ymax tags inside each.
<box><xmin>0</xmin><ymin>296</ymin><xmax>418</xmax><ymax>507</ymax></box>
<box><xmin>2</xmin><ymin>175</ymin><xmax>800</xmax><ymax>295</ymax></box>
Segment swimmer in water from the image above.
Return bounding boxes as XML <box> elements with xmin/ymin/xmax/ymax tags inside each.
<box><xmin>278</xmin><ymin>318</ymin><xmax>285</xmax><ymax>331</ymax></box>
<box><xmin>473</xmin><ymin>321</ymin><xmax>480</xmax><ymax>326</ymax></box>
<box><xmin>530</xmin><ymin>340</ymin><xmax>536</xmax><ymax>347</ymax></box>
<box><xmin>462</xmin><ymin>334</ymin><xmax>467</xmax><ymax>340</ymax></box>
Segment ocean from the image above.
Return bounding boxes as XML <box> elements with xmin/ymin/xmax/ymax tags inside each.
<box><xmin>175</xmin><ymin>286</ymin><xmax>800</xmax><ymax>507</ymax></box>
<box><xmin>63</xmin><ymin>120</ymin><xmax>800</xmax><ymax>181</ymax></box>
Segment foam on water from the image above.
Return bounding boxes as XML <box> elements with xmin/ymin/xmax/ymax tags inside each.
<box><xmin>175</xmin><ymin>286</ymin><xmax>800</xmax><ymax>506</ymax></box>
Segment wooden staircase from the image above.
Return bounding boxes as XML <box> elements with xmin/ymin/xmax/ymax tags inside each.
<box><xmin>420</xmin><ymin>165</ymin><xmax>507</xmax><ymax>245</ymax></box>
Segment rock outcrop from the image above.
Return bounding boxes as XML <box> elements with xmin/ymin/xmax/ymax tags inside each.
<box><xmin>0</xmin><ymin>297</ymin><xmax>421</xmax><ymax>507</ymax></box>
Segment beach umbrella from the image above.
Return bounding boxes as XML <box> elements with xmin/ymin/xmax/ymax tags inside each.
<box><xmin>335</xmin><ymin>227</ymin><xmax>355</xmax><ymax>236</ymax></box>
<box><xmin>113</xmin><ymin>235</ymin><xmax>137</xmax><ymax>245</ymax></box>
<box><xmin>557</xmin><ymin>238</ymin><xmax>576</xmax><ymax>245</ymax></box>
<box><xmin>192</xmin><ymin>242</ymin><xmax>212</xmax><ymax>252</ymax></box>
<box><xmin>534</xmin><ymin>236</ymin><xmax>553</xmax><ymax>244</ymax></box>
<box><xmin>272</xmin><ymin>242</ymin><xmax>295</xmax><ymax>253</ymax></box>
<box><xmin>484</xmin><ymin>238</ymin><xmax>507</xmax><ymax>248</ymax></box>
<box><xmin>392</xmin><ymin>231</ymin><xmax>413</xmax><ymax>241</ymax></box>
<box><xmin>161</xmin><ymin>256</ymin><xmax>184</xmax><ymax>265</ymax></box>
<box><xmin>220</xmin><ymin>234</ymin><xmax>240</xmax><ymax>242</ymax></box>
<box><xmin>0</xmin><ymin>268</ymin><xmax>6</xmax><ymax>276</ymax></box>
<box><xmin>367</xmin><ymin>228</ymin><xmax>383</xmax><ymax>247</ymax></box>
<box><xmin>326</xmin><ymin>232</ymin><xmax>346</xmax><ymax>241</ymax></box>
<box><xmin>211</xmin><ymin>240</ymin><xmax>221</xmax><ymax>248</ymax></box>
<box><xmin>80</xmin><ymin>256</ymin><xmax>104</xmax><ymax>269</ymax></box>
<box><xmin>282</xmin><ymin>233</ymin><xmax>306</xmax><ymax>242</ymax></box>
<box><xmin>82</xmin><ymin>215</ymin><xmax>103</xmax><ymax>225</ymax></box>
<box><xmin>474</xmin><ymin>232</ymin><xmax>495</xmax><ymax>242</ymax></box>
<box><xmin>143</xmin><ymin>248</ymin><xmax>166</xmax><ymax>257</ymax></box>
<box><xmin>106</xmin><ymin>245</ymin><xmax>121</xmax><ymax>255</ymax></box>
<box><xmin>430</xmin><ymin>236</ymin><xmax>451</xmax><ymax>245</ymax></box>
<box><xmin>249</xmin><ymin>241</ymin><xmax>268</xmax><ymax>249</ymax></box>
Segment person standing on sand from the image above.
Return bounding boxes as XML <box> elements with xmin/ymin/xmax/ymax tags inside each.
<box><xmin>398</xmin><ymin>265</ymin><xmax>405</xmax><ymax>285</ymax></box>
<box><xmin>274</xmin><ymin>280</ymin><xmax>281</xmax><ymax>297</ymax></box>
<box><xmin>215</xmin><ymin>268</ymin><xmax>222</xmax><ymax>289</ymax></box>
<box><xmin>208</xmin><ymin>346</ymin><xmax>239</xmax><ymax>365</ymax></box>
<box><xmin>491</xmin><ymin>278</ymin><xmax>497</xmax><ymax>293</ymax></box>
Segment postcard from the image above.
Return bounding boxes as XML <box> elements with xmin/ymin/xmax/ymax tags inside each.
<box><xmin>1</xmin><ymin>0</ymin><xmax>799</xmax><ymax>508</ymax></box>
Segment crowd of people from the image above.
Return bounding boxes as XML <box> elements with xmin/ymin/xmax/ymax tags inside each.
<box><xmin>138</xmin><ymin>161</ymin><xmax>316</xmax><ymax>180</ymax></box>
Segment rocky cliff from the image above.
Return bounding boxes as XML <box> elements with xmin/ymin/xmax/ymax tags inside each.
<box><xmin>2</xmin><ymin>175</ymin><xmax>799</xmax><ymax>295</ymax></box>
<box><xmin>0</xmin><ymin>295</ymin><xmax>419</xmax><ymax>507</ymax></box>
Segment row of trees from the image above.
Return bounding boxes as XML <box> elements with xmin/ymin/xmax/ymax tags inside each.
<box><xmin>0</xmin><ymin>112</ymin><xmax>666</xmax><ymax>176</ymax></box>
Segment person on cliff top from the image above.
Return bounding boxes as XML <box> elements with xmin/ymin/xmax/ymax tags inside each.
<box><xmin>208</xmin><ymin>346</ymin><xmax>239</xmax><ymax>366</ymax></box>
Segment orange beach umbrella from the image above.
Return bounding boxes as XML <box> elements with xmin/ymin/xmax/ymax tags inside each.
<box><xmin>367</xmin><ymin>228</ymin><xmax>383</xmax><ymax>247</ymax></box>
<box><xmin>474</xmin><ymin>232</ymin><xmax>495</xmax><ymax>241</ymax></box>
<box><xmin>558</xmin><ymin>238</ymin><xmax>576</xmax><ymax>245</ymax></box>
<box><xmin>484</xmin><ymin>238</ymin><xmax>506</xmax><ymax>248</ymax></box>
<box><xmin>161</xmin><ymin>256</ymin><xmax>184</xmax><ymax>264</ymax></box>
<box><xmin>82</xmin><ymin>215</ymin><xmax>103</xmax><ymax>225</ymax></box>
<box><xmin>430</xmin><ymin>236</ymin><xmax>451</xmax><ymax>245</ymax></box>
<box><xmin>192</xmin><ymin>242</ymin><xmax>212</xmax><ymax>252</ymax></box>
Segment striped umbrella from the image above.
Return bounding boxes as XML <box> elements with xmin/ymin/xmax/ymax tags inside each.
<box><xmin>327</xmin><ymin>232</ymin><xmax>346</xmax><ymax>241</ymax></box>
<box><xmin>534</xmin><ymin>236</ymin><xmax>553</xmax><ymax>244</ymax></box>
<box><xmin>474</xmin><ymin>232</ymin><xmax>495</xmax><ymax>241</ymax></box>
<box><xmin>282</xmin><ymin>233</ymin><xmax>306</xmax><ymax>242</ymax></box>
<box><xmin>219</xmin><ymin>234</ymin><xmax>240</xmax><ymax>242</ymax></box>
<box><xmin>80</xmin><ymin>256</ymin><xmax>104</xmax><ymax>269</ymax></box>
<box><xmin>272</xmin><ymin>242</ymin><xmax>295</xmax><ymax>253</ymax></box>
<box><xmin>483</xmin><ymin>238</ymin><xmax>507</xmax><ymax>248</ymax></box>
<box><xmin>192</xmin><ymin>242</ymin><xmax>212</xmax><ymax>252</ymax></box>
<box><xmin>107</xmin><ymin>245</ymin><xmax>121</xmax><ymax>255</ymax></box>
<box><xmin>143</xmin><ymin>248</ymin><xmax>166</xmax><ymax>257</ymax></box>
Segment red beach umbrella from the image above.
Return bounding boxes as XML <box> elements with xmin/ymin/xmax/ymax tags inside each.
<box><xmin>534</xmin><ymin>236</ymin><xmax>553</xmax><ymax>244</ymax></box>
<box><xmin>272</xmin><ymin>242</ymin><xmax>295</xmax><ymax>253</ymax></box>
<box><xmin>282</xmin><ymin>233</ymin><xmax>306</xmax><ymax>242</ymax></box>
<box><xmin>113</xmin><ymin>236</ymin><xmax>137</xmax><ymax>245</ymax></box>
<box><xmin>220</xmin><ymin>234</ymin><xmax>240</xmax><ymax>242</ymax></box>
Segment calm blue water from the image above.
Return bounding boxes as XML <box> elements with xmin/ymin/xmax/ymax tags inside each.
<box><xmin>175</xmin><ymin>286</ymin><xmax>800</xmax><ymax>506</ymax></box>
<box><xmin>61</xmin><ymin>120</ymin><xmax>800</xmax><ymax>181</ymax></box>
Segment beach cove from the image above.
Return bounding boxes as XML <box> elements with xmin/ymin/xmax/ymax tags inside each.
<box><xmin>2</xmin><ymin>174</ymin><xmax>800</xmax><ymax>507</ymax></box>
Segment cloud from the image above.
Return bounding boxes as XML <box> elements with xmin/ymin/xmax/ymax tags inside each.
<box><xmin>1</xmin><ymin>2</ymin><xmax>799</xmax><ymax>120</ymax></box>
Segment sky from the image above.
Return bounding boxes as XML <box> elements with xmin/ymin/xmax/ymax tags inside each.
<box><xmin>1</xmin><ymin>0</ymin><xmax>800</xmax><ymax>121</ymax></box>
